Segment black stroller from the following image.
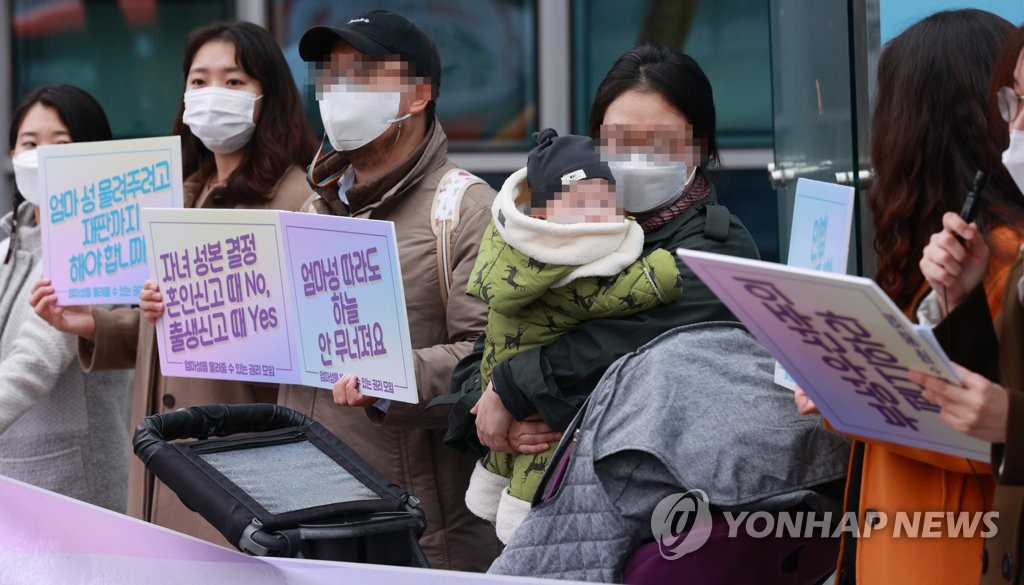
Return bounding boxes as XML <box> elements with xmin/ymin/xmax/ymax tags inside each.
<box><xmin>133</xmin><ymin>403</ymin><xmax>428</xmax><ymax>567</ymax></box>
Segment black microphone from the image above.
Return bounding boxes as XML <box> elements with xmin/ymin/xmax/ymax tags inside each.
<box><xmin>955</xmin><ymin>170</ymin><xmax>987</xmax><ymax>244</ymax></box>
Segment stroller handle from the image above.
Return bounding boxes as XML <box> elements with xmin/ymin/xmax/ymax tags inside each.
<box><xmin>133</xmin><ymin>403</ymin><xmax>312</xmax><ymax>464</ymax></box>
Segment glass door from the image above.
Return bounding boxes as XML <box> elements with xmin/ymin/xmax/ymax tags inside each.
<box><xmin>768</xmin><ymin>0</ymin><xmax>878</xmax><ymax>276</ymax></box>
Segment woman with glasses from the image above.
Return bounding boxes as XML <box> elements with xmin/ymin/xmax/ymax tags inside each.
<box><xmin>909</xmin><ymin>24</ymin><xmax>1024</xmax><ymax>585</ymax></box>
<box><xmin>795</xmin><ymin>9</ymin><xmax>1024</xmax><ymax>584</ymax></box>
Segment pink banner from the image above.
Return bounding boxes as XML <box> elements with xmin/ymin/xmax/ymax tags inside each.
<box><xmin>0</xmin><ymin>475</ymin><xmax>577</xmax><ymax>585</ymax></box>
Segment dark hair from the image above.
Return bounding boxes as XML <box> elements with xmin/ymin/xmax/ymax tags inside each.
<box><xmin>9</xmin><ymin>84</ymin><xmax>112</xmax><ymax>149</ymax></box>
<box><xmin>171</xmin><ymin>22</ymin><xmax>316</xmax><ymax>206</ymax></box>
<box><xmin>869</xmin><ymin>9</ymin><xmax>1024</xmax><ymax>310</ymax></box>
<box><xmin>587</xmin><ymin>43</ymin><xmax>719</xmax><ymax>171</ymax></box>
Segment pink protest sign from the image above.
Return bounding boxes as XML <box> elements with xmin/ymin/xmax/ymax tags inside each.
<box><xmin>0</xmin><ymin>475</ymin><xmax>578</xmax><ymax>584</ymax></box>
<box><xmin>142</xmin><ymin>208</ymin><xmax>417</xmax><ymax>403</ymax></box>
<box><xmin>677</xmin><ymin>248</ymin><xmax>988</xmax><ymax>461</ymax></box>
<box><xmin>38</xmin><ymin>137</ymin><xmax>184</xmax><ymax>305</ymax></box>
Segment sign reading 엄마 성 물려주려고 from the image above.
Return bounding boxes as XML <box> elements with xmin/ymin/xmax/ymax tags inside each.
<box><xmin>141</xmin><ymin>208</ymin><xmax>417</xmax><ymax>404</ymax></box>
<box><xmin>39</xmin><ymin>136</ymin><xmax>184</xmax><ymax>305</ymax></box>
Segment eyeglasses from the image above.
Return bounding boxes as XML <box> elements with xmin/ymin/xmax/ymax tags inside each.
<box><xmin>998</xmin><ymin>87</ymin><xmax>1024</xmax><ymax>122</ymax></box>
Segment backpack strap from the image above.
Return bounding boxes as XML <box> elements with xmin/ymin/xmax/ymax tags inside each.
<box><xmin>432</xmin><ymin>168</ymin><xmax>486</xmax><ymax>307</ymax></box>
<box><xmin>703</xmin><ymin>204</ymin><xmax>731</xmax><ymax>243</ymax></box>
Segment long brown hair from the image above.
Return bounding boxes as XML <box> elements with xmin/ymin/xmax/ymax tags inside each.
<box><xmin>171</xmin><ymin>22</ymin><xmax>315</xmax><ymax>206</ymax></box>
<box><xmin>870</xmin><ymin>9</ymin><xmax>1024</xmax><ymax>309</ymax></box>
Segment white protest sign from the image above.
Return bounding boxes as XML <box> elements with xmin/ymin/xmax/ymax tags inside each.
<box><xmin>775</xmin><ymin>178</ymin><xmax>856</xmax><ymax>389</ymax></box>
<box><xmin>677</xmin><ymin>248</ymin><xmax>988</xmax><ymax>461</ymax></box>
<box><xmin>39</xmin><ymin>136</ymin><xmax>184</xmax><ymax>305</ymax></box>
<box><xmin>142</xmin><ymin>208</ymin><xmax>417</xmax><ymax>403</ymax></box>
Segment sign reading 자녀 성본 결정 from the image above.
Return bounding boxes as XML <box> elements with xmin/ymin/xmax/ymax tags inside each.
<box><xmin>142</xmin><ymin>208</ymin><xmax>417</xmax><ymax>404</ymax></box>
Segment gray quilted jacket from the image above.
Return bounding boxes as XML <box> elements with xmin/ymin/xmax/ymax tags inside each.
<box><xmin>0</xmin><ymin>204</ymin><xmax>133</xmax><ymax>512</ymax></box>
<box><xmin>489</xmin><ymin>322</ymin><xmax>851</xmax><ymax>582</ymax></box>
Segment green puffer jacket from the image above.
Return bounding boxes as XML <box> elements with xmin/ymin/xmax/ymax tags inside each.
<box><xmin>469</xmin><ymin>222</ymin><xmax>682</xmax><ymax>387</ymax></box>
<box><xmin>443</xmin><ymin>177</ymin><xmax>760</xmax><ymax>457</ymax></box>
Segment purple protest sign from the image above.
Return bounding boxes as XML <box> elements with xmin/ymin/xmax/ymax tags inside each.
<box><xmin>39</xmin><ymin>137</ymin><xmax>184</xmax><ymax>305</ymax></box>
<box><xmin>143</xmin><ymin>209</ymin><xmax>297</xmax><ymax>386</ymax></box>
<box><xmin>677</xmin><ymin>248</ymin><xmax>987</xmax><ymax>461</ymax></box>
<box><xmin>142</xmin><ymin>209</ymin><xmax>417</xmax><ymax>403</ymax></box>
<box><xmin>279</xmin><ymin>211</ymin><xmax>416</xmax><ymax>403</ymax></box>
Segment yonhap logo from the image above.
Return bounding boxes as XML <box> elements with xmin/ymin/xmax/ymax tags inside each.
<box><xmin>651</xmin><ymin>489</ymin><xmax>714</xmax><ymax>560</ymax></box>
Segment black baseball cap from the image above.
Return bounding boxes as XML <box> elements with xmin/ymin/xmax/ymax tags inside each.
<box><xmin>299</xmin><ymin>10</ymin><xmax>441</xmax><ymax>97</ymax></box>
<box><xmin>528</xmin><ymin>128</ymin><xmax>616</xmax><ymax>210</ymax></box>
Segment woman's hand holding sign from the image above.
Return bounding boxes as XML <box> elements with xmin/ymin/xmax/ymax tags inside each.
<box><xmin>907</xmin><ymin>363</ymin><xmax>1008</xmax><ymax>444</ymax></box>
<box><xmin>139</xmin><ymin>279</ymin><xmax>164</xmax><ymax>324</ymax></box>
<box><xmin>793</xmin><ymin>384</ymin><xmax>820</xmax><ymax>415</ymax></box>
<box><xmin>28</xmin><ymin>278</ymin><xmax>96</xmax><ymax>340</ymax></box>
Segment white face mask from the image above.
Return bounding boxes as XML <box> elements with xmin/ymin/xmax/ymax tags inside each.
<box><xmin>606</xmin><ymin>153</ymin><xmax>696</xmax><ymax>214</ymax></box>
<box><xmin>12</xmin><ymin>149</ymin><xmax>39</xmax><ymax>206</ymax></box>
<box><xmin>183</xmin><ymin>87</ymin><xmax>261</xmax><ymax>154</ymax></box>
<box><xmin>1003</xmin><ymin>129</ymin><xmax>1024</xmax><ymax>195</ymax></box>
<box><xmin>317</xmin><ymin>84</ymin><xmax>411</xmax><ymax>152</ymax></box>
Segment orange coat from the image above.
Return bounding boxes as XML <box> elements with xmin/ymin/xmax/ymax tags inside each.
<box><xmin>834</xmin><ymin>226</ymin><xmax>1023</xmax><ymax>585</ymax></box>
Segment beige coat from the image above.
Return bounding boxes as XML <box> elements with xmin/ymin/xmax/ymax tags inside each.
<box><xmin>79</xmin><ymin>165</ymin><xmax>312</xmax><ymax>546</ymax></box>
<box><xmin>277</xmin><ymin>119</ymin><xmax>504</xmax><ymax>571</ymax></box>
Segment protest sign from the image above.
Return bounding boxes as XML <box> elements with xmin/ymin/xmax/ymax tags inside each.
<box><xmin>142</xmin><ymin>208</ymin><xmax>417</xmax><ymax>403</ymax></box>
<box><xmin>677</xmin><ymin>248</ymin><xmax>988</xmax><ymax>461</ymax></box>
<box><xmin>775</xmin><ymin>178</ymin><xmax>855</xmax><ymax>389</ymax></box>
<box><xmin>39</xmin><ymin>136</ymin><xmax>184</xmax><ymax>305</ymax></box>
<box><xmin>0</xmin><ymin>475</ymin><xmax>576</xmax><ymax>585</ymax></box>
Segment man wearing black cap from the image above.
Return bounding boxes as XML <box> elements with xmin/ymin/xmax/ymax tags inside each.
<box><xmin>276</xmin><ymin>10</ymin><xmax>504</xmax><ymax>571</ymax></box>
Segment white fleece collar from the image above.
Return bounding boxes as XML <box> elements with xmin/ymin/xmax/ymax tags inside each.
<box><xmin>493</xmin><ymin>167</ymin><xmax>644</xmax><ymax>287</ymax></box>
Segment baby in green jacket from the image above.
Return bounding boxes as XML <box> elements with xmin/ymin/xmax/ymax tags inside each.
<box><xmin>465</xmin><ymin>128</ymin><xmax>682</xmax><ymax>542</ymax></box>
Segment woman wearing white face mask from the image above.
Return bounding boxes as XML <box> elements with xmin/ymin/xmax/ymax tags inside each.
<box><xmin>465</xmin><ymin>44</ymin><xmax>761</xmax><ymax>507</ymax></box>
<box><xmin>789</xmin><ymin>12</ymin><xmax>1024</xmax><ymax>585</ymax></box>
<box><xmin>28</xmin><ymin>22</ymin><xmax>315</xmax><ymax>545</ymax></box>
<box><xmin>0</xmin><ymin>85</ymin><xmax>133</xmax><ymax>513</ymax></box>
<box><xmin>172</xmin><ymin>21</ymin><xmax>316</xmax><ymax>208</ymax></box>
<box><xmin>908</xmin><ymin>25</ymin><xmax>1024</xmax><ymax>584</ymax></box>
